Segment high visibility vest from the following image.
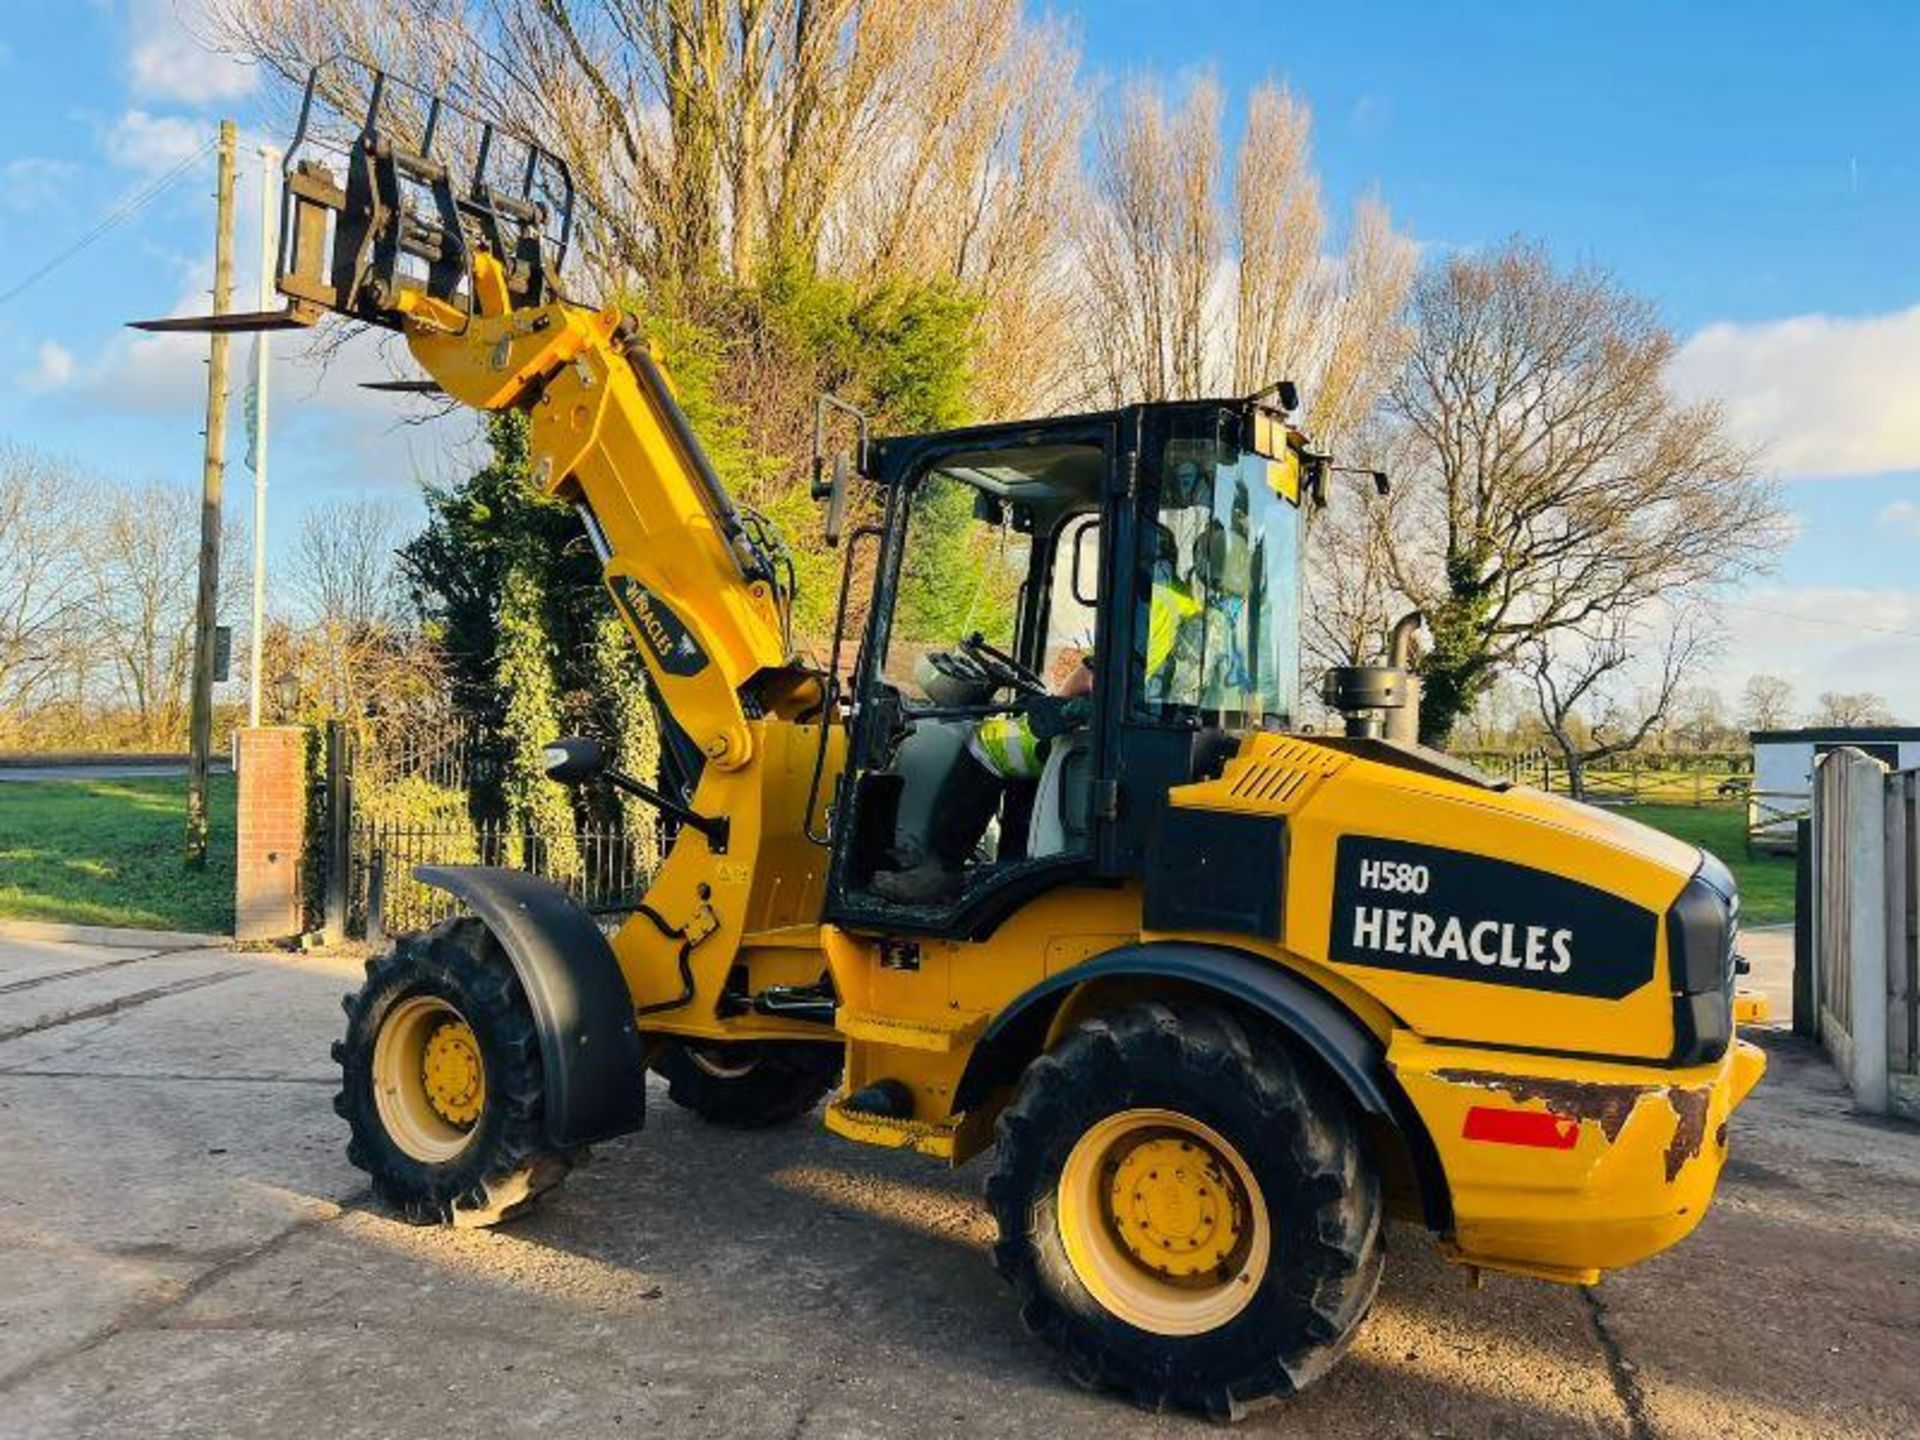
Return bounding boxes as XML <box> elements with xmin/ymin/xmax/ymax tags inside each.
<box><xmin>1147</xmin><ymin>576</ymin><xmax>1203</xmax><ymax>677</ymax></box>
<box><xmin>968</xmin><ymin>712</ymin><xmax>1046</xmax><ymax>781</ymax></box>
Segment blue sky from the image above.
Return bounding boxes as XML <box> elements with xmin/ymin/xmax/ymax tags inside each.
<box><xmin>0</xmin><ymin>1</ymin><xmax>1915</xmax><ymax>716</ymax></box>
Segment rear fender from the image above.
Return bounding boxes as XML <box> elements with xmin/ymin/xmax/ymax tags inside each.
<box><xmin>415</xmin><ymin>865</ymin><xmax>645</xmax><ymax>1147</ymax></box>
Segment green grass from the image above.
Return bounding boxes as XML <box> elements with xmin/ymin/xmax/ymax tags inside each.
<box><xmin>0</xmin><ymin>776</ymin><xmax>235</xmax><ymax>933</ymax></box>
<box><xmin>1620</xmin><ymin>803</ymin><xmax>1794</xmax><ymax>926</ymax></box>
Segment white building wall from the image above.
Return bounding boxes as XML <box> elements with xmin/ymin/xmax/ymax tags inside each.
<box><xmin>1750</xmin><ymin>735</ymin><xmax>1920</xmax><ymax>847</ymax></box>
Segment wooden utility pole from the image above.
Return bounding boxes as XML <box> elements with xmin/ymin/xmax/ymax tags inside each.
<box><xmin>186</xmin><ymin>119</ymin><xmax>236</xmax><ymax>867</ymax></box>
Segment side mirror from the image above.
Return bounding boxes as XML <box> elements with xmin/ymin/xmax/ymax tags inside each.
<box><xmin>824</xmin><ymin>453</ymin><xmax>849</xmax><ymax>547</ymax></box>
<box><xmin>812</xmin><ymin>393</ymin><xmax>868</xmax><ymax>549</ymax></box>
<box><xmin>541</xmin><ymin>736</ymin><xmax>606</xmax><ymax>785</ymax></box>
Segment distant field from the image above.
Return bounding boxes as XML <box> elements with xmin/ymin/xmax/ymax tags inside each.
<box><xmin>0</xmin><ymin>775</ymin><xmax>235</xmax><ymax>932</ymax></box>
<box><xmin>1623</xmin><ymin>802</ymin><xmax>1793</xmax><ymax>926</ymax></box>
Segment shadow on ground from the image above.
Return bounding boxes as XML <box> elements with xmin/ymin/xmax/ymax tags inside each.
<box><xmin>0</xmin><ymin>943</ymin><xmax>1913</xmax><ymax>1439</ymax></box>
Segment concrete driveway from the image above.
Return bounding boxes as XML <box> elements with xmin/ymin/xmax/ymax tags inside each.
<box><xmin>0</xmin><ymin>931</ymin><xmax>1913</xmax><ymax>1439</ymax></box>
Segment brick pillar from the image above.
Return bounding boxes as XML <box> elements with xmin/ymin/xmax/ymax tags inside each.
<box><xmin>236</xmin><ymin>727</ymin><xmax>307</xmax><ymax>942</ymax></box>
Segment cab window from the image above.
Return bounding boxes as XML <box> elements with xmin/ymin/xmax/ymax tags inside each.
<box><xmin>1044</xmin><ymin>513</ymin><xmax>1100</xmax><ymax>691</ymax></box>
<box><xmin>1133</xmin><ymin>415</ymin><xmax>1301</xmax><ymax>727</ymax></box>
<box><xmin>880</xmin><ymin>471</ymin><xmax>1027</xmax><ymax>693</ymax></box>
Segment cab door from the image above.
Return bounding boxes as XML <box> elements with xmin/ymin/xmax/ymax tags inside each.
<box><xmin>823</xmin><ymin>422</ymin><xmax>1125</xmax><ymax>939</ymax></box>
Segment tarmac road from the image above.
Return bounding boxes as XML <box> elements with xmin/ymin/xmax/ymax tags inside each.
<box><xmin>0</xmin><ymin>931</ymin><xmax>1913</xmax><ymax>1439</ymax></box>
<box><xmin>0</xmin><ymin>764</ymin><xmax>192</xmax><ymax>782</ymax></box>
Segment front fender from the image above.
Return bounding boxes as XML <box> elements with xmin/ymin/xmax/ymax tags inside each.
<box><xmin>416</xmin><ymin>865</ymin><xmax>645</xmax><ymax>1147</ymax></box>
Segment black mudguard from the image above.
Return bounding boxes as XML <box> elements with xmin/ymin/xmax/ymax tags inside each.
<box><xmin>415</xmin><ymin>865</ymin><xmax>645</xmax><ymax>1147</ymax></box>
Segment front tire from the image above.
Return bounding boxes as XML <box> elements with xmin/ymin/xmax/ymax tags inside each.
<box><xmin>654</xmin><ymin>1040</ymin><xmax>843</xmax><ymax>1128</ymax></box>
<box><xmin>334</xmin><ymin>917</ymin><xmax>573</xmax><ymax>1227</ymax></box>
<box><xmin>986</xmin><ymin>1001</ymin><xmax>1382</xmax><ymax>1419</ymax></box>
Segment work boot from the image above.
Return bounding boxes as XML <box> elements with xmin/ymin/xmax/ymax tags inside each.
<box><xmin>869</xmin><ymin>858</ymin><xmax>963</xmax><ymax>905</ymax></box>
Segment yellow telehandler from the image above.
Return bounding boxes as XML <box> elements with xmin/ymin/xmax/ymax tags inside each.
<box><xmin>143</xmin><ymin>66</ymin><xmax>1767</xmax><ymax>1418</ymax></box>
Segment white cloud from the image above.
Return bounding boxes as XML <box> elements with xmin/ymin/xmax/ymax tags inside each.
<box><xmin>1707</xmin><ymin>586</ymin><xmax>1920</xmax><ymax>723</ymax></box>
<box><xmin>1670</xmin><ymin>304</ymin><xmax>1920</xmax><ymax>480</ymax></box>
<box><xmin>127</xmin><ymin>0</ymin><xmax>256</xmax><ymax>105</ymax></box>
<box><xmin>65</xmin><ymin>255</ymin><xmax>473</xmax><ymax>493</ymax></box>
<box><xmin>106</xmin><ymin>109</ymin><xmax>212</xmax><ymax>172</ymax></box>
<box><xmin>22</xmin><ymin>342</ymin><xmax>76</xmax><ymax>392</ymax></box>
<box><xmin>1877</xmin><ymin>500</ymin><xmax>1920</xmax><ymax>539</ymax></box>
<box><xmin>0</xmin><ymin>157</ymin><xmax>81</xmax><ymax>213</ymax></box>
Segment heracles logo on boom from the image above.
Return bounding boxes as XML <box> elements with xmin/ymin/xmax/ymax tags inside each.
<box><xmin>610</xmin><ymin>575</ymin><xmax>710</xmax><ymax>678</ymax></box>
<box><xmin>1329</xmin><ymin>836</ymin><xmax>1658</xmax><ymax>1000</ymax></box>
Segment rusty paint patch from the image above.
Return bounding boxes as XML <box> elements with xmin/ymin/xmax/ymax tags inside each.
<box><xmin>1714</xmin><ymin>1120</ymin><xmax>1729</xmax><ymax>1149</ymax></box>
<box><xmin>1664</xmin><ymin>1086</ymin><xmax>1713</xmax><ymax>1182</ymax></box>
<box><xmin>1434</xmin><ymin>1069</ymin><xmax>1653</xmax><ymax>1143</ymax></box>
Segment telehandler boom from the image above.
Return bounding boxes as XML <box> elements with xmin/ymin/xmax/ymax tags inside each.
<box><xmin>142</xmin><ymin>65</ymin><xmax>1769</xmax><ymax>1418</ymax></box>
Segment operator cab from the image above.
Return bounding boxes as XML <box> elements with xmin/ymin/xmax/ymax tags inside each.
<box><xmin>825</xmin><ymin>400</ymin><xmax>1313</xmax><ymax>939</ymax></box>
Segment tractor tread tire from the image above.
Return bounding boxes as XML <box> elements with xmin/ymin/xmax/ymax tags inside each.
<box><xmin>655</xmin><ymin>1040</ymin><xmax>843</xmax><ymax>1129</ymax></box>
<box><xmin>335</xmin><ymin>916</ymin><xmax>573</xmax><ymax>1228</ymax></box>
<box><xmin>985</xmin><ymin>1000</ymin><xmax>1383</xmax><ymax>1421</ymax></box>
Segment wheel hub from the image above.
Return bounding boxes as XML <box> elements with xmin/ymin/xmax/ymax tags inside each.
<box><xmin>422</xmin><ymin>1018</ymin><xmax>485</xmax><ymax>1125</ymax></box>
<box><xmin>371</xmin><ymin>994</ymin><xmax>486</xmax><ymax>1163</ymax></box>
<box><xmin>1106</xmin><ymin>1134</ymin><xmax>1244</xmax><ymax>1281</ymax></box>
<box><xmin>1055</xmin><ymin>1107</ymin><xmax>1271</xmax><ymax>1336</ymax></box>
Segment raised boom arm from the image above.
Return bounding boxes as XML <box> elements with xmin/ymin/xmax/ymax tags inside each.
<box><xmin>137</xmin><ymin>60</ymin><xmax>809</xmax><ymax>770</ymax></box>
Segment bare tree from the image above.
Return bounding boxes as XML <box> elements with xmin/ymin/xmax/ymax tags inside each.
<box><xmin>291</xmin><ymin>497</ymin><xmax>407</xmax><ymax>631</ymax></box>
<box><xmin>200</xmin><ymin>0</ymin><xmax>1086</xmax><ymax>412</ymax></box>
<box><xmin>1808</xmin><ymin>690</ymin><xmax>1896</xmax><ymax>727</ymax></box>
<box><xmin>1662</xmin><ymin>684</ymin><xmax>1734</xmax><ymax>752</ymax></box>
<box><xmin>1074</xmin><ymin>76</ymin><xmax>1415</xmax><ymax>436</ymax></box>
<box><xmin>0</xmin><ymin>445</ymin><xmax>89</xmax><ymax>721</ymax></box>
<box><xmin>286</xmin><ymin>497</ymin><xmax>414</xmax><ymax>719</ymax></box>
<box><xmin>1523</xmin><ymin>611</ymin><xmax>1710</xmax><ymax>800</ymax></box>
<box><xmin>257</xmin><ymin>613</ymin><xmax>448</xmax><ymax>729</ymax></box>
<box><xmin>1374</xmin><ymin>240</ymin><xmax>1789</xmax><ymax>744</ymax></box>
<box><xmin>1737</xmin><ymin>673</ymin><xmax>1796</xmax><ymax>732</ymax></box>
<box><xmin>82</xmin><ymin>483</ymin><xmax>204</xmax><ymax>747</ymax></box>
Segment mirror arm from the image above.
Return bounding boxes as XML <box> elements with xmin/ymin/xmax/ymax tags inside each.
<box><xmin>812</xmin><ymin>393</ymin><xmax>870</xmax><ymax>498</ymax></box>
<box><xmin>605</xmin><ymin>769</ymin><xmax>730</xmax><ymax>853</ymax></box>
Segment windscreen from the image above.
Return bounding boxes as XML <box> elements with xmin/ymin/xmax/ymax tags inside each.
<box><xmin>1134</xmin><ymin>414</ymin><xmax>1301</xmax><ymax>728</ymax></box>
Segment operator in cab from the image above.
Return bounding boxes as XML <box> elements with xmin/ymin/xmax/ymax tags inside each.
<box><xmin>870</xmin><ymin>647</ymin><xmax>1095</xmax><ymax>904</ymax></box>
<box><xmin>870</xmin><ymin>516</ymin><xmax>1213</xmax><ymax>905</ymax></box>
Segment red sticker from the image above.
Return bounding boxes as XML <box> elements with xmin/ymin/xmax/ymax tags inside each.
<box><xmin>1462</xmin><ymin>1105</ymin><xmax>1579</xmax><ymax>1149</ymax></box>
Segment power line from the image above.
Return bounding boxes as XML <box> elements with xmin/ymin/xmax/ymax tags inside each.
<box><xmin>1718</xmin><ymin>598</ymin><xmax>1920</xmax><ymax>641</ymax></box>
<box><xmin>0</xmin><ymin>137</ymin><xmax>218</xmax><ymax>312</ymax></box>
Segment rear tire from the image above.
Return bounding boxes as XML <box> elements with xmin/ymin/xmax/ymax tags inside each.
<box><xmin>655</xmin><ymin>1040</ymin><xmax>843</xmax><ymax>1128</ymax></box>
<box><xmin>334</xmin><ymin>917</ymin><xmax>573</xmax><ymax>1227</ymax></box>
<box><xmin>985</xmin><ymin>1001</ymin><xmax>1382</xmax><ymax>1419</ymax></box>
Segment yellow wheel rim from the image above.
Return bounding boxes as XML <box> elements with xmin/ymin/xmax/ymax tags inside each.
<box><xmin>1056</xmin><ymin>1108</ymin><xmax>1270</xmax><ymax>1336</ymax></box>
<box><xmin>371</xmin><ymin>995</ymin><xmax>486</xmax><ymax>1163</ymax></box>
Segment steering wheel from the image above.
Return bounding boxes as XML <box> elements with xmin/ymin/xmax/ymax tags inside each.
<box><xmin>959</xmin><ymin>631</ymin><xmax>1049</xmax><ymax>697</ymax></box>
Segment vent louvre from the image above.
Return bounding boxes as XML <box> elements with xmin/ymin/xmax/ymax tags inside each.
<box><xmin>1220</xmin><ymin>737</ymin><xmax>1345</xmax><ymax>810</ymax></box>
